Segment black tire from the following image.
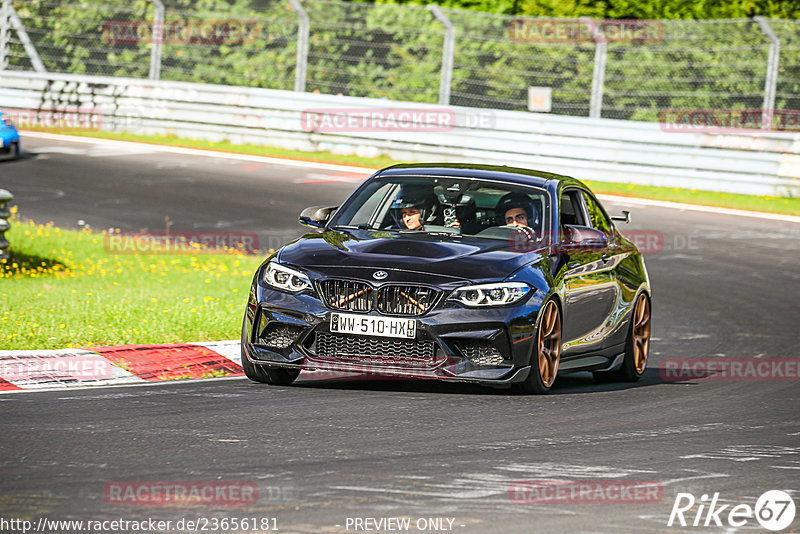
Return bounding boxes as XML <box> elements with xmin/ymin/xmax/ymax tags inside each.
<box><xmin>513</xmin><ymin>299</ymin><xmax>561</xmax><ymax>394</ymax></box>
<box><xmin>12</xmin><ymin>142</ymin><xmax>20</xmax><ymax>159</ymax></box>
<box><xmin>240</xmin><ymin>320</ymin><xmax>300</xmax><ymax>385</ymax></box>
<box><xmin>593</xmin><ymin>292</ymin><xmax>651</xmax><ymax>383</ymax></box>
<box><xmin>240</xmin><ymin>338</ymin><xmax>270</xmax><ymax>383</ymax></box>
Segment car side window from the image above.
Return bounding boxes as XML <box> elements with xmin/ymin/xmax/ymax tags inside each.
<box><xmin>581</xmin><ymin>191</ymin><xmax>613</xmax><ymax>237</ymax></box>
<box><xmin>559</xmin><ymin>190</ymin><xmax>586</xmax><ymax>228</ymax></box>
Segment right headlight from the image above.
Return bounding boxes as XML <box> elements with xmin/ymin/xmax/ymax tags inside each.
<box><xmin>263</xmin><ymin>262</ymin><xmax>312</xmax><ymax>293</ymax></box>
<box><xmin>448</xmin><ymin>282</ymin><xmax>531</xmax><ymax>307</ymax></box>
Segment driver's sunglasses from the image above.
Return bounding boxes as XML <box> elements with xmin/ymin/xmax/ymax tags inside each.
<box><xmin>505</xmin><ymin>213</ymin><xmax>527</xmax><ymax>224</ymax></box>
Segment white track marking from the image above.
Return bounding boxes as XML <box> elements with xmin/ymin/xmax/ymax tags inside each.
<box><xmin>598</xmin><ymin>194</ymin><xmax>800</xmax><ymax>224</ymax></box>
<box><xmin>24</xmin><ymin>131</ymin><xmax>800</xmax><ymax>223</ymax></box>
<box><xmin>22</xmin><ymin>131</ymin><xmax>375</xmax><ymax>173</ymax></box>
<box><xmin>680</xmin><ymin>445</ymin><xmax>800</xmax><ymax>462</ymax></box>
<box><xmin>189</xmin><ymin>340</ymin><xmax>241</xmax><ymax>366</ymax></box>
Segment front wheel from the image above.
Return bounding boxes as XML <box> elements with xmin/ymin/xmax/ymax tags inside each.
<box><xmin>240</xmin><ymin>321</ymin><xmax>300</xmax><ymax>386</ymax></box>
<box><xmin>514</xmin><ymin>299</ymin><xmax>561</xmax><ymax>394</ymax></box>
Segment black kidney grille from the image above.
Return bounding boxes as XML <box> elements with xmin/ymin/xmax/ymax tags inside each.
<box><xmin>319</xmin><ymin>279</ymin><xmax>373</xmax><ymax>312</ymax></box>
<box><xmin>319</xmin><ymin>280</ymin><xmax>438</xmax><ymax>316</ymax></box>
<box><xmin>315</xmin><ymin>332</ymin><xmax>436</xmax><ymax>367</ymax></box>
<box><xmin>377</xmin><ymin>285</ymin><xmax>438</xmax><ymax>316</ymax></box>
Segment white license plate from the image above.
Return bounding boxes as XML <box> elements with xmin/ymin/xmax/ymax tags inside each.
<box><xmin>330</xmin><ymin>312</ymin><xmax>416</xmax><ymax>339</ymax></box>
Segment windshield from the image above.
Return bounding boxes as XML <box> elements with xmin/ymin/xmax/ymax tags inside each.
<box><xmin>331</xmin><ymin>176</ymin><xmax>549</xmax><ymax>242</ymax></box>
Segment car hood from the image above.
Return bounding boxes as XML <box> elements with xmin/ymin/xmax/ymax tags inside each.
<box><xmin>278</xmin><ymin>229</ymin><xmax>545</xmax><ymax>282</ymax></box>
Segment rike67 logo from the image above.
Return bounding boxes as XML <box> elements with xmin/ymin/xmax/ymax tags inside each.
<box><xmin>668</xmin><ymin>490</ymin><xmax>796</xmax><ymax>531</ymax></box>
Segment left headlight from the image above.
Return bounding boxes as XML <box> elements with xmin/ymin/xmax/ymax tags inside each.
<box><xmin>448</xmin><ymin>282</ymin><xmax>531</xmax><ymax>307</ymax></box>
<box><xmin>263</xmin><ymin>262</ymin><xmax>312</xmax><ymax>293</ymax></box>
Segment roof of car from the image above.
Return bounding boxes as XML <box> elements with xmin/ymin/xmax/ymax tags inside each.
<box><xmin>374</xmin><ymin>163</ymin><xmax>583</xmax><ymax>190</ymax></box>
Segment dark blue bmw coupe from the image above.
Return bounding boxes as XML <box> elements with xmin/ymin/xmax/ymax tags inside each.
<box><xmin>241</xmin><ymin>163</ymin><xmax>651</xmax><ymax>394</ymax></box>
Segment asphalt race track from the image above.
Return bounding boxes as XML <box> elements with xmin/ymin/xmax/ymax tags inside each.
<box><xmin>1</xmin><ymin>135</ymin><xmax>798</xmax><ymax>533</ymax></box>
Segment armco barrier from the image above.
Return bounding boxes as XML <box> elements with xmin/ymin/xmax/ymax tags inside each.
<box><xmin>1</xmin><ymin>70</ymin><xmax>799</xmax><ymax>196</ymax></box>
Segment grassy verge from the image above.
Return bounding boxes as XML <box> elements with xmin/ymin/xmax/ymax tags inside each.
<box><xmin>583</xmin><ymin>181</ymin><xmax>800</xmax><ymax>216</ymax></box>
<box><xmin>0</xmin><ymin>209</ymin><xmax>265</xmax><ymax>350</ymax></box>
<box><xmin>25</xmin><ymin>127</ymin><xmax>800</xmax><ymax>217</ymax></box>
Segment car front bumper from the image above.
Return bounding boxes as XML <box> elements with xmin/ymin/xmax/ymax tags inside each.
<box><xmin>241</xmin><ymin>279</ymin><xmax>545</xmax><ymax>387</ymax></box>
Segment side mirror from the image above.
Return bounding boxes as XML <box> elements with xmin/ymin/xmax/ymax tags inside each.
<box><xmin>610</xmin><ymin>210</ymin><xmax>631</xmax><ymax>224</ymax></box>
<box><xmin>299</xmin><ymin>206</ymin><xmax>338</xmax><ymax>228</ymax></box>
<box><xmin>560</xmin><ymin>224</ymin><xmax>608</xmax><ymax>252</ymax></box>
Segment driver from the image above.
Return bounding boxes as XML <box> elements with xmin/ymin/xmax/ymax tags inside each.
<box><xmin>495</xmin><ymin>191</ymin><xmax>539</xmax><ymax>230</ymax></box>
<box><xmin>390</xmin><ymin>185</ymin><xmax>437</xmax><ymax>231</ymax></box>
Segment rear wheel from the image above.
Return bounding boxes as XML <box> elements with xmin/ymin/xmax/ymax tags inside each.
<box><xmin>240</xmin><ymin>321</ymin><xmax>300</xmax><ymax>385</ymax></box>
<box><xmin>514</xmin><ymin>299</ymin><xmax>561</xmax><ymax>394</ymax></box>
<box><xmin>594</xmin><ymin>292</ymin><xmax>651</xmax><ymax>383</ymax></box>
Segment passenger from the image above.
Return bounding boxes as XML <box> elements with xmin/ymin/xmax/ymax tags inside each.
<box><xmin>495</xmin><ymin>191</ymin><xmax>539</xmax><ymax>230</ymax></box>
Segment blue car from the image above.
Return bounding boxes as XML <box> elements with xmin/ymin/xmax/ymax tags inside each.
<box><xmin>0</xmin><ymin>111</ymin><xmax>21</xmax><ymax>159</ymax></box>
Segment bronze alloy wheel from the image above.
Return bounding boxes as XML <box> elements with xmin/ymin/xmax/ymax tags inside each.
<box><xmin>537</xmin><ymin>300</ymin><xmax>562</xmax><ymax>387</ymax></box>
<box><xmin>632</xmin><ymin>293</ymin><xmax>651</xmax><ymax>374</ymax></box>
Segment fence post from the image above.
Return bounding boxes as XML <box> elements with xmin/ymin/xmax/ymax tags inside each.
<box><xmin>149</xmin><ymin>0</ymin><xmax>165</xmax><ymax>80</ymax></box>
<box><xmin>582</xmin><ymin>17</ymin><xmax>607</xmax><ymax>119</ymax></box>
<box><xmin>8</xmin><ymin>4</ymin><xmax>46</xmax><ymax>72</ymax></box>
<box><xmin>0</xmin><ymin>0</ymin><xmax>10</xmax><ymax>71</ymax></box>
<box><xmin>428</xmin><ymin>5</ymin><xmax>455</xmax><ymax>106</ymax></box>
<box><xmin>0</xmin><ymin>189</ymin><xmax>13</xmax><ymax>261</ymax></box>
<box><xmin>754</xmin><ymin>16</ymin><xmax>780</xmax><ymax>130</ymax></box>
<box><xmin>288</xmin><ymin>0</ymin><xmax>309</xmax><ymax>93</ymax></box>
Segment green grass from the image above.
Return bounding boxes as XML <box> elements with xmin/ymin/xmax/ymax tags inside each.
<box><xmin>584</xmin><ymin>181</ymin><xmax>800</xmax><ymax>216</ymax></box>
<box><xmin>26</xmin><ymin>127</ymin><xmax>800</xmax><ymax>216</ymax></box>
<box><xmin>0</xmin><ymin>210</ymin><xmax>264</xmax><ymax>350</ymax></box>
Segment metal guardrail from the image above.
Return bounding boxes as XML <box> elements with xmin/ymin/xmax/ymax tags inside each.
<box><xmin>3</xmin><ymin>1</ymin><xmax>800</xmax><ymax>123</ymax></box>
<box><xmin>0</xmin><ymin>189</ymin><xmax>13</xmax><ymax>261</ymax></box>
<box><xmin>1</xmin><ymin>70</ymin><xmax>798</xmax><ymax>196</ymax></box>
